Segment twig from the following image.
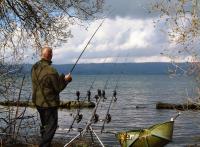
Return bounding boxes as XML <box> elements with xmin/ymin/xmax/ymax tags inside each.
<box><xmin>15</xmin><ymin>93</ymin><xmax>31</xmax><ymax>141</ymax></box>
<box><xmin>13</xmin><ymin>75</ymin><xmax>25</xmax><ymax>141</ymax></box>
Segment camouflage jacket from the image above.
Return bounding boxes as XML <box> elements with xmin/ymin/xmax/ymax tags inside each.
<box><xmin>31</xmin><ymin>59</ymin><xmax>68</xmax><ymax>107</ymax></box>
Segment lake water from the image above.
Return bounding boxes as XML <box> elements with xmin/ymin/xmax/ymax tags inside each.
<box><xmin>1</xmin><ymin>74</ymin><xmax>200</xmax><ymax>146</ymax></box>
<box><xmin>57</xmin><ymin>74</ymin><xmax>200</xmax><ymax>146</ymax></box>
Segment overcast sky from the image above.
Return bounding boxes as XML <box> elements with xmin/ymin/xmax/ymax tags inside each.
<box><xmin>28</xmin><ymin>0</ymin><xmax>174</xmax><ymax>64</ymax></box>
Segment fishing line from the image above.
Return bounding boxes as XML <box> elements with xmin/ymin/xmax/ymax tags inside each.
<box><xmin>67</xmin><ymin>56</ymin><xmax>109</xmax><ymax>132</ymax></box>
<box><xmin>67</xmin><ymin>55</ymin><xmax>119</xmax><ymax>133</ymax></box>
<box><xmin>65</xmin><ymin>17</ymin><xmax>107</xmax><ymax>132</ymax></box>
<box><xmin>69</xmin><ymin>19</ymin><xmax>105</xmax><ymax>74</ymax></box>
<box><xmin>81</xmin><ymin>92</ymin><xmax>104</xmax><ymax>135</ymax></box>
<box><xmin>63</xmin><ymin>92</ymin><xmax>104</xmax><ymax>147</ymax></box>
<box><xmin>82</xmin><ymin>54</ymin><xmax>129</xmax><ymax>135</ymax></box>
<box><xmin>101</xmin><ymin>54</ymin><xmax>129</xmax><ymax>133</ymax></box>
<box><xmin>113</xmin><ymin>53</ymin><xmax>130</xmax><ymax>90</ymax></box>
<box><xmin>102</xmin><ymin>54</ymin><xmax>120</xmax><ymax>91</ymax></box>
<box><xmin>91</xmin><ymin>53</ymin><xmax>122</xmax><ymax>122</ymax></box>
<box><xmin>98</xmin><ymin>53</ymin><xmax>124</xmax><ymax>104</ymax></box>
<box><xmin>87</xmin><ymin>56</ymin><xmax>110</xmax><ymax>92</ymax></box>
<box><xmin>64</xmin><ymin>12</ymin><xmax>114</xmax><ymax>145</ymax></box>
<box><xmin>90</xmin><ymin>54</ymin><xmax>121</xmax><ymax>124</ymax></box>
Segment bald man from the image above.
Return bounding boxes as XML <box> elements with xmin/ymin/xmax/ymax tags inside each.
<box><xmin>31</xmin><ymin>47</ymin><xmax>72</xmax><ymax>147</ymax></box>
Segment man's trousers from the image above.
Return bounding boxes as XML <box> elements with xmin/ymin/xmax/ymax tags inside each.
<box><xmin>37</xmin><ymin>106</ymin><xmax>58</xmax><ymax>147</ymax></box>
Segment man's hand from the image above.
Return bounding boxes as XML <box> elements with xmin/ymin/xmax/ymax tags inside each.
<box><xmin>65</xmin><ymin>73</ymin><xmax>72</xmax><ymax>82</ymax></box>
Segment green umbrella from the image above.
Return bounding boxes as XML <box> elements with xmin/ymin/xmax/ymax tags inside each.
<box><xmin>116</xmin><ymin>121</ymin><xmax>174</xmax><ymax>147</ymax></box>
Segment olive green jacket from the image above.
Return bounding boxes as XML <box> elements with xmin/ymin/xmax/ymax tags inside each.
<box><xmin>31</xmin><ymin>59</ymin><xmax>68</xmax><ymax>107</ymax></box>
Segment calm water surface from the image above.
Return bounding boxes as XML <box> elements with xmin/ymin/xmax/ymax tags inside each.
<box><xmin>2</xmin><ymin>74</ymin><xmax>200</xmax><ymax>146</ymax></box>
<box><xmin>56</xmin><ymin>75</ymin><xmax>200</xmax><ymax>146</ymax></box>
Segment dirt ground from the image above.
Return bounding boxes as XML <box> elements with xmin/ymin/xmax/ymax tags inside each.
<box><xmin>3</xmin><ymin>141</ymin><xmax>65</xmax><ymax>147</ymax></box>
<box><xmin>3</xmin><ymin>136</ymin><xmax>101</xmax><ymax>147</ymax></box>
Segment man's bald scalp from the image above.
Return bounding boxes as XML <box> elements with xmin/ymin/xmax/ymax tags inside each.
<box><xmin>41</xmin><ymin>47</ymin><xmax>53</xmax><ymax>61</ymax></box>
<box><xmin>41</xmin><ymin>47</ymin><xmax>52</xmax><ymax>55</ymax></box>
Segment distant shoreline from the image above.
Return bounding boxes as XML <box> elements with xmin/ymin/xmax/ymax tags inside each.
<box><xmin>22</xmin><ymin>62</ymin><xmax>188</xmax><ymax>75</ymax></box>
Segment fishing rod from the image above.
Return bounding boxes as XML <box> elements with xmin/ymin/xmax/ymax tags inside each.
<box><xmin>112</xmin><ymin>53</ymin><xmax>129</xmax><ymax>92</ymax></box>
<box><xmin>100</xmin><ymin>75</ymin><xmax>119</xmax><ymax>133</ymax></box>
<box><xmin>67</xmin><ymin>57</ymin><xmax>109</xmax><ymax>132</ymax></box>
<box><xmin>69</xmin><ymin>19</ymin><xmax>105</xmax><ymax>74</ymax></box>
<box><xmin>65</xmin><ymin>56</ymin><xmax>115</xmax><ymax>145</ymax></box>
<box><xmin>65</xmin><ymin>13</ymin><xmax>112</xmax><ymax>144</ymax></box>
<box><xmin>64</xmin><ymin>93</ymin><xmax>105</xmax><ymax>147</ymax></box>
<box><xmin>100</xmin><ymin>69</ymin><xmax>124</xmax><ymax>133</ymax></box>
<box><xmin>65</xmin><ymin>20</ymin><xmax>106</xmax><ymax>130</ymax></box>
<box><xmin>74</xmin><ymin>54</ymin><xmax>121</xmax><ymax>132</ymax></box>
<box><xmin>82</xmin><ymin>92</ymin><xmax>104</xmax><ymax>135</ymax></box>
<box><xmin>100</xmin><ymin>90</ymin><xmax>115</xmax><ymax>133</ymax></box>
<box><xmin>75</xmin><ymin>55</ymin><xmax>116</xmax><ymax>133</ymax></box>
<box><xmin>101</xmin><ymin>54</ymin><xmax>129</xmax><ymax>133</ymax></box>
<box><xmin>67</xmin><ymin>19</ymin><xmax>107</xmax><ymax>132</ymax></box>
<box><xmin>66</xmin><ymin>15</ymin><xmax>108</xmax><ymax>131</ymax></box>
<box><xmin>93</xmin><ymin>54</ymin><xmax>120</xmax><ymax>103</ymax></box>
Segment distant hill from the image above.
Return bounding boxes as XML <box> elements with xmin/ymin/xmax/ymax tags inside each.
<box><xmin>23</xmin><ymin>62</ymin><xmax>187</xmax><ymax>75</ymax></box>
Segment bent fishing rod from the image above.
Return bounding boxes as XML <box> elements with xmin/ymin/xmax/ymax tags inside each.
<box><xmin>69</xmin><ymin>19</ymin><xmax>105</xmax><ymax>74</ymax></box>
<box><xmin>66</xmin><ymin>19</ymin><xmax>105</xmax><ymax>132</ymax></box>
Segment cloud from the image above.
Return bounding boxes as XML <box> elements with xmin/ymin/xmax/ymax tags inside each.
<box><xmin>105</xmin><ymin>0</ymin><xmax>157</xmax><ymax>19</ymax></box>
<box><xmin>51</xmin><ymin>16</ymin><xmax>169</xmax><ymax>64</ymax></box>
<box><xmin>91</xmin><ymin>17</ymin><xmax>154</xmax><ymax>51</ymax></box>
<box><xmin>24</xmin><ymin>1</ymin><xmax>171</xmax><ymax>64</ymax></box>
<box><xmin>71</xmin><ymin>55</ymin><xmax>171</xmax><ymax>63</ymax></box>
<box><xmin>23</xmin><ymin>1</ymin><xmax>195</xmax><ymax>64</ymax></box>
<box><xmin>132</xmin><ymin>56</ymin><xmax>171</xmax><ymax>63</ymax></box>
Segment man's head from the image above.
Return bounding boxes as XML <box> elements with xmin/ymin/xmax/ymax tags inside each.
<box><xmin>41</xmin><ymin>47</ymin><xmax>53</xmax><ymax>61</ymax></box>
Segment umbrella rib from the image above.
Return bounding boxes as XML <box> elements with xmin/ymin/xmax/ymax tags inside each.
<box><xmin>151</xmin><ymin>134</ymin><xmax>171</xmax><ymax>141</ymax></box>
<box><xmin>129</xmin><ymin>133</ymin><xmax>171</xmax><ymax>146</ymax></box>
<box><xmin>129</xmin><ymin>130</ymin><xmax>143</xmax><ymax>146</ymax></box>
<box><xmin>146</xmin><ymin>137</ymin><xmax>150</xmax><ymax>147</ymax></box>
<box><xmin>130</xmin><ymin>138</ymin><xmax>139</xmax><ymax>146</ymax></box>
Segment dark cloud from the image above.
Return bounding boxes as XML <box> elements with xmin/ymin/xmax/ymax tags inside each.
<box><xmin>49</xmin><ymin>0</ymin><xmax>171</xmax><ymax>64</ymax></box>
<box><xmin>105</xmin><ymin>0</ymin><xmax>158</xmax><ymax>19</ymax></box>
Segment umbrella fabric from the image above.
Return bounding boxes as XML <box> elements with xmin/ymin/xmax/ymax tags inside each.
<box><xmin>116</xmin><ymin>121</ymin><xmax>174</xmax><ymax>147</ymax></box>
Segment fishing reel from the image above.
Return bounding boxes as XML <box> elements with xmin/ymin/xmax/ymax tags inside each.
<box><xmin>76</xmin><ymin>113</ymin><xmax>83</xmax><ymax>123</ymax></box>
<box><xmin>94</xmin><ymin>89</ymin><xmax>101</xmax><ymax>102</ymax></box>
<box><xmin>77</xmin><ymin>127</ymin><xmax>83</xmax><ymax>136</ymax></box>
<box><xmin>102</xmin><ymin>90</ymin><xmax>107</xmax><ymax>101</ymax></box>
<box><xmin>92</xmin><ymin>113</ymin><xmax>99</xmax><ymax>123</ymax></box>
<box><xmin>106</xmin><ymin>113</ymin><xmax>112</xmax><ymax>123</ymax></box>
<box><xmin>76</xmin><ymin>91</ymin><xmax>80</xmax><ymax>101</ymax></box>
<box><xmin>87</xmin><ymin>90</ymin><xmax>91</xmax><ymax>102</ymax></box>
<box><xmin>98</xmin><ymin>89</ymin><xmax>102</xmax><ymax>97</ymax></box>
<box><xmin>94</xmin><ymin>95</ymin><xmax>99</xmax><ymax>102</ymax></box>
<box><xmin>113</xmin><ymin>90</ymin><xmax>117</xmax><ymax>102</ymax></box>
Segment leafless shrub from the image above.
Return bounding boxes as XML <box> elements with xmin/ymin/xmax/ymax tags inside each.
<box><xmin>0</xmin><ymin>0</ymin><xmax>105</xmax><ymax>145</ymax></box>
<box><xmin>0</xmin><ymin>0</ymin><xmax>104</xmax><ymax>53</ymax></box>
<box><xmin>151</xmin><ymin>0</ymin><xmax>200</xmax><ymax>76</ymax></box>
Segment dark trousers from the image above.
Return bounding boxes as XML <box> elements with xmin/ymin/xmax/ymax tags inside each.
<box><xmin>37</xmin><ymin>106</ymin><xmax>58</xmax><ymax>147</ymax></box>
